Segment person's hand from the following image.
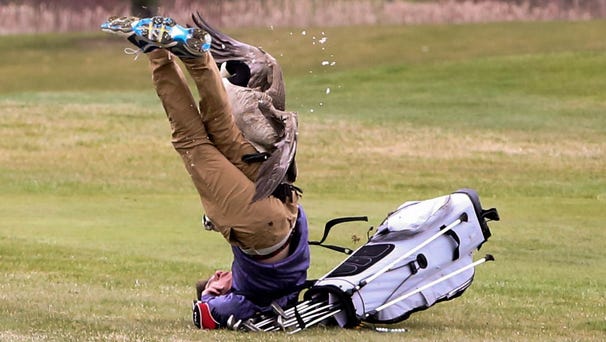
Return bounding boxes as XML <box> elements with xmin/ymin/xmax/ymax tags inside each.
<box><xmin>202</xmin><ymin>270</ymin><xmax>233</xmax><ymax>296</ymax></box>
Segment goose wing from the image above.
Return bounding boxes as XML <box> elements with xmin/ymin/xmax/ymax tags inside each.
<box><xmin>222</xmin><ymin>79</ymin><xmax>285</xmax><ymax>153</ymax></box>
<box><xmin>252</xmin><ymin>106</ymin><xmax>298</xmax><ymax>202</ymax></box>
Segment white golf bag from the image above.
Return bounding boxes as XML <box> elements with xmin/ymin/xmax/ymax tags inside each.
<box><xmin>235</xmin><ymin>189</ymin><xmax>499</xmax><ymax>333</ymax></box>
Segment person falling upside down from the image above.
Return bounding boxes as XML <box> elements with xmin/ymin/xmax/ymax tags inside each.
<box><xmin>101</xmin><ymin>15</ymin><xmax>309</xmax><ymax>329</ymax></box>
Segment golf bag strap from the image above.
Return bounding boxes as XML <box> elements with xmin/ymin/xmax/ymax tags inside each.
<box><xmin>482</xmin><ymin>208</ymin><xmax>500</xmax><ymax>221</ymax></box>
<box><xmin>294</xmin><ymin>305</ymin><xmax>306</xmax><ymax>329</ymax></box>
<box><xmin>309</xmin><ymin>243</ymin><xmax>354</xmax><ymax>255</ymax></box>
<box><xmin>309</xmin><ymin>216</ymin><xmax>369</xmax><ymax>255</ymax></box>
<box><xmin>272</xmin><ymin>183</ymin><xmax>303</xmax><ymax>203</ymax></box>
<box><xmin>242</xmin><ymin>152</ymin><xmax>270</xmax><ymax>163</ymax></box>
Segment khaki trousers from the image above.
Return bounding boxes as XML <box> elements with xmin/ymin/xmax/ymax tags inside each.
<box><xmin>148</xmin><ymin>49</ymin><xmax>298</xmax><ymax>255</ymax></box>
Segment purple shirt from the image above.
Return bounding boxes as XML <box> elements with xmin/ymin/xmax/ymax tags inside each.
<box><xmin>201</xmin><ymin>206</ymin><xmax>310</xmax><ymax>326</ymax></box>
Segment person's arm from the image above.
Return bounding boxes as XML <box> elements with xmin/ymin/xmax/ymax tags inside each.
<box><xmin>194</xmin><ymin>292</ymin><xmax>259</xmax><ymax>329</ymax></box>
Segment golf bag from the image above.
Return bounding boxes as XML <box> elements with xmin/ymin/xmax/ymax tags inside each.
<box><xmin>239</xmin><ymin>188</ymin><xmax>499</xmax><ymax>333</ymax></box>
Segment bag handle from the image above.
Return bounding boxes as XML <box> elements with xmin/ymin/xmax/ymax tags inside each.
<box><xmin>308</xmin><ymin>216</ymin><xmax>368</xmax><ymax>255</ymax></box>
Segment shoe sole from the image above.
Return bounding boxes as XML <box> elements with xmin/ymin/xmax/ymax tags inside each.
<box><xmin>100</xmin><ymin>16</ymin><xmax>139</xmax><ymax>37</ymax></box>
<box><xmin>142</xmin><ymin>17</ymin><xmax>210</xmax><ymax>57</ymax></box>
<box><xmin>179</xmin><ymin>28</ymin><xmax>212</xmax><ymax>57</ymax></box>
<box><xmin>134</xmin><ymin>16</ymin><xmax>178</xmax><ymax>46</ymax></box>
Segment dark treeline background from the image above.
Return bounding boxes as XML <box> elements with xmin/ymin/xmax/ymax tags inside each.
<box><xmin>1</xmin><ymin>0</ymin><xmax>605</xmax><ymax>34</ymax></box>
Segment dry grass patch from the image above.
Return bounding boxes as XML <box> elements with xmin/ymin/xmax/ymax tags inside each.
<box><xmin>301</xmin><ymin>117</ymin><xmax>605</xmax><ymax>163</ymax></box>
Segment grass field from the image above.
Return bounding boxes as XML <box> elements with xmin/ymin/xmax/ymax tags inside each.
<box><xmin>1</xmin><ymin>19</ymin><xmax>605</xmax><ymax>341</ymax></box>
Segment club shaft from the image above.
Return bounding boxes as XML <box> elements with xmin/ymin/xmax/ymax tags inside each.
<box><xmin>275</xmin><ymin>304</ymin><xmax>337</xmax><ymax>328</ymax></box>
<box><xmin>254</xmin><ymin>300</ymin><xmax>315</xmax><ymax>328</ymax></box>
<box><xmin>265</xmin><ymin>303</ymin><xmax>338</xmax><ymax>331</ymax></box>
<box><xmin>288</xmin><ymin>308</ymin><xmax>342</xmax><ymax>334</ymax></box>
<box><xmin>256</xmin><ymin>301</ymin><xmax>326</xmax><ymax>331</ymax></box>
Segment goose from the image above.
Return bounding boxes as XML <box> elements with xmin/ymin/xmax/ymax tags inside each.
<box><xmin>192</xmin><ymin>12</ymin><xmax>298</xmax><ymax>202</ymax></box>
<box><xmin>192</xmin><ymin>12</ymin><xmax>286</xmax><ymax>111</ymax></box>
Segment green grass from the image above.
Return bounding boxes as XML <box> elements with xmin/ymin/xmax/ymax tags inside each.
<box><xmin>1</xmin><ymin>20</ymin><xmax>605</xmax><ymax>341</ymax></box>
